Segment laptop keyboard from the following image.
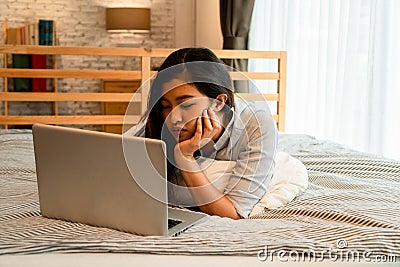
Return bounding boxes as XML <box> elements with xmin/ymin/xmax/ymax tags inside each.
<box><xmin>168</xmin><ymin>219</ymin><xmax>183</xmax><ymax>229</ymax></box>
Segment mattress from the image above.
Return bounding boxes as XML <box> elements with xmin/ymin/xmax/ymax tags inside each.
<box><xmin>0</xmin><ymin>129</ymin><xmax>399</xmax><ymax>262</ymax></box>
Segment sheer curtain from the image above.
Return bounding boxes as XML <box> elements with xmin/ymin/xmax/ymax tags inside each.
<box><xmin>249</xmin><ymin>0</ymin><xmax>400</xmax><ymax>160</ymax></box>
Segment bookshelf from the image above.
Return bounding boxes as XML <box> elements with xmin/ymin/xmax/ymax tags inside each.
<box><xmin>2</xmin><ymin>18</ymin><xmax>57</xmax><ymax>129</ymax></box>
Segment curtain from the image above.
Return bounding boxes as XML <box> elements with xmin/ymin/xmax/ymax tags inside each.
<box><xmin>220</xmin><ymin>0</ymin><xmax>255</xmax><ymax>92</ymax></box>
<box><xmin>248</xmin><ymin>0</ymin><xmax>400</xmax><ymax>160</ymax></box>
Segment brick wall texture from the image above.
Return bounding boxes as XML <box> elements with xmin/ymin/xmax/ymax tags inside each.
<box><xmin>0</xmin><ymin>0</ymin><xmax>175</xmax><ymax>129</ymax></box>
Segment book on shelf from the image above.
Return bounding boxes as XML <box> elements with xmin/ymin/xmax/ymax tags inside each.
<box><xmin>27</xmin><ymin>23</ymin><xmax>35</xmax><ymax>45</ymax></box>
<box><xmin>38</xmin><ymin>20</ymin><xmax>46</xmax><ymax>45</ymax></box>
<box><xmin>31</xmin><ymin>54</ymin><xmax>47</xmax><ymax>92</ymax></box>
<box><xmin>47</xmin><ymin>20</ymin><xmax>54</xmax><ymax>45</ymax></box>
<box><xmin>34</xmin><ymin>23</ymin><xmax>39</xmax><ymax>45</ymax></box>
<box><xmin>6</xmin><ymin>28</ymin><xmax>16</xmax><ymax>44</ymax></box>
<box><xmin>39</xmin><ymin>20</ymin><xmax>54</xmax><ymax>46</ymax></box>
<box><xmin>15</xmin><ymin>28</ymin><xmax>21</xmax><ymax>44</ymax></box>
<box><xmin>12</xmin><ymin>54</ymin><xmax>31</xmax><ymax>92</ymax></box>
<box><xmin>21</xmin><ymin>26</ymin><xmax>25</xmax><ymax>44</ymax></box>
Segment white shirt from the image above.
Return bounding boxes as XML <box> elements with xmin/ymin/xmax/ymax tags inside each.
<box><xmin>124</xmin><ymin>98</ymin><xmax>278</xmax><ymax>218</ymax></box>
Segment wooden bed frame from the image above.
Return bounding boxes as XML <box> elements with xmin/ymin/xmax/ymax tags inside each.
<box><xmin>0</xmin><ymin>45</ymin><xmax>286</xmax><ymax>131</ymax></box>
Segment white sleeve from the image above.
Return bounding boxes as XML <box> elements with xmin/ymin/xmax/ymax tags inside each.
<box><xmin>224</xmin><ymin>110</ymin><xmax>277</xmax><ymax>218</ymax></box>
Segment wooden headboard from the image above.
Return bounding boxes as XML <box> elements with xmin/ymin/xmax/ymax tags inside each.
<box><xmin>0</xmin><ymin>45</ymin><xmax>286</xmax><ymax>131</ymax></box>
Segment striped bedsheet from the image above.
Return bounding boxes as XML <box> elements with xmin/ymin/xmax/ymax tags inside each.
<box><xmin>0</xmin><ymin>129</ymin><xmax>399</xmax><ymax>261</ymax></box>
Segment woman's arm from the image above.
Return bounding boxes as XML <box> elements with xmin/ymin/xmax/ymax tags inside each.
<box><xmin>174</xmin><ymin>108</ymin><xmax>241</xmax><ymax>219</ymax></box>
<box><xmin>177</xmin><ymin>155</ymin><xmax>241</xmax><ymax>219</ymax></box>
<box><xmin>223</xmin><ymin>109</ymin><xmax>277</xmax><ymax>218</ymax></box>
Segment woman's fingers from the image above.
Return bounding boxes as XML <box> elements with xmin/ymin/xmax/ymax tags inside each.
<box><xmin>191</xmin><ymin>109</ymin><xmax>223</xmax><ymax>149</ymax></box>
<box><xmin>207</xmin><ymin>108</ymin><xmax>222</xmax><ymax>134</ymax></box>
<box><xmin>202</xmin><ymin>109</ymin><xmax>213</xmax><ymax>138</ymax></box>
<box><xmin>194</xmin><ymin>116</ymin><xmax>203</xmax><ymax>141</ymax></box>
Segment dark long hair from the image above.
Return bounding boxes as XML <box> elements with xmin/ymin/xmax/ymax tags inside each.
<box><xmin>142</xmin><ymin>47</ymin><xmax>235</xmax><ymax>181</ymax></box>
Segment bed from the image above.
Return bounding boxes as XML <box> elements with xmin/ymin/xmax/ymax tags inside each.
<box><xmin>0</xmin><ymin>129</ymin><xmax>399</xmax><ymax>265</ymax></box>
<box><xmin>0</xmin><ymin>46</ymin><xmax>399</xmax><ymax>265</ymax></box>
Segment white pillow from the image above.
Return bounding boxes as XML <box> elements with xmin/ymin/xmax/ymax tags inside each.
<box><xmin>199</xmin><ymin>151</ymin><xmax>309</xmax><ymax>217</ymax></box>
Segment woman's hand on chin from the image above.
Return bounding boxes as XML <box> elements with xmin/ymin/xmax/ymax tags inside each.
<box><xmin>174</xmin><ymin>108</ymin><xmax>221</xmax><ymax>170</ymax></box>
<box><xmin>173</xmin><ymin>115</ymin><xmax>205</xmax><ymax>172</ymax></box>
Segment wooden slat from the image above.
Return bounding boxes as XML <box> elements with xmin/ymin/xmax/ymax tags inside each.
<box><xmin>0</xmin><ymin>115</ymin><xmax>140</xmax><ymax>125</ymax></box>
<box><xmin>0</xmin><ymin>92</ymin><xmax>142</xmax><ymax>102</ymax></box>
<box><xmin>0</xmin><ymin>45</ymin><xmax>171</xmax><ymax>57</ymax></box>
<box><xmin>0</xmin><ymin>115</ymin><xmax>277</xmax><ymax>126</ymax></box>
<box><xmin>0</xmin><ymin>45</ymin><xmax>283</xmax><ymax>59</ymax></box>
<box><xmin>277</xmin><ymin>52</ymin><xmax>287</xmax><ymax>131</ymax></box>
<box><xmin>230</xmin><ymin>72</ymin><xmax>279</xmax><ymax>80</ymax></box>
<box><xmin>236</xmin><ymin>93</ymin><xmax>279</xmax><ymax>101</ymax></box>
<box><xmin>214</xmin><ymin>49</ymin><xmax>282</xmax><ymax>59</ymax></box>
<box><xmin>0</xmin><ymin>68</ymin><xmax>279</xmax><ymax>81</ymax></box>
<box><xmin>0</xmin><ymin>69</ymin><xmax>144</xmax><ymax>79</ymax></box>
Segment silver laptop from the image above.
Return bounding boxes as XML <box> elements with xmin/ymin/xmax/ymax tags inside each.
<box><xmin>32</xmin><ymin>124</ymin><xmax>207</xmax><ymax>236</ymax></box>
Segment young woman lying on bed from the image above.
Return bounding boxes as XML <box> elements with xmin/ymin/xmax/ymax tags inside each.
<box><xmin>125</xmin><ymin>47</ymin><xmax>307</xmax><ymax>219</ymax></box>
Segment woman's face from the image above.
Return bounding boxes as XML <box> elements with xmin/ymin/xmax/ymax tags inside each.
<box><xmin>160</xmin><ymin>82</ymin><xmax>211</xmax><ymax>142</ymax></box>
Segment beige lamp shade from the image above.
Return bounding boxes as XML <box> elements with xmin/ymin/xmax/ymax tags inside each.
<box><xmin>106</xmin><ymin>7</ymin><xmax>151</xmax><ymax>32</ymax></box>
